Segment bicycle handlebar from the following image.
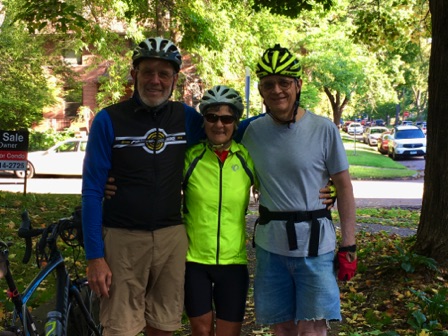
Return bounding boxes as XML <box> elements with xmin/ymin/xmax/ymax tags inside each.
<box><xmin>17</xmin><ymin>209</ymin><xmax>83</xmax><ymax>264</ymax></box>
<box><xmin>18</xmin><ymin>210</ymin><xmax>45</xmax><ymax>264</ymax></box>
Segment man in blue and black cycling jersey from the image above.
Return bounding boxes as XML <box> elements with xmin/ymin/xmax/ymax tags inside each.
<box><xmin>81</xmin><ymin>37</ymin><xmax>205</xmax><ymax>336</ymax></box>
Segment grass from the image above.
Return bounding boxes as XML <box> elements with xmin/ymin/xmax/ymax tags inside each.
<box><xmin>0</xmin><ymin>132</ymin><xmax>429</xmax><ymax>334</ymax></box>
<box><xmin>341</xmin><ymin>134</ymin><xmax>420</xmax><ymax>180</ymax></box>
<box><xmin>3</xmin><ymin>193</ymin><xmax>444</xmax><ymax>336</ymax></box>
<box><xmin>332</xmin><ymin>207</ymin><xmax>420</xmax><ymax>229</ymax></box>
<box><xmin>0</xmin><ymin>193</ymin><xmax>82</xmax><ymax>318</ymax></box>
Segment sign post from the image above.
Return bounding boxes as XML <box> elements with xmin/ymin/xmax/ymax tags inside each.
<box><xmin>245</xmin><ymin>67</ymin><xmax>250</xmax><ymax>119</ymax></box>
<box><xmin>0</xmin><ymin>130</ymin><xmax>29</xmax><ymax>195</ymax></box>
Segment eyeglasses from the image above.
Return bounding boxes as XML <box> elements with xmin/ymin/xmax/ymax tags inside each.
<box><xmin>260</xmin><ymin>79</ymin><xmax>295</xmax><ymax>91</ymax></box>
<box><xmin>137</xmin><ymin>68</ymin><xmax>176</xmax><ymax>81</ymax></box>
<box><xmin>204</xmin><ymin>114</ymin><xmax>235</xmax><ymax>125</ymax></box>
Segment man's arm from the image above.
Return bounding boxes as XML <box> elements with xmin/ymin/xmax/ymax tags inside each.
<box><xmin>330</xmin><ymin>170</ymin><xmax>356</xmax><ymax>247</ymax></box>
<box><xmin>184</xmin><ymin>103</ymin><xmax>205</xmax><ymax>146</ymax></box>
<box><xmin>82</xmin><ymin>110</ymin><xmax>114</xmax><ymax>260</ymax></box>
<box><xmin>331</xmin><ymin>170</ymin><xmax>357</xmax><ymax>281</ymax></box>
<box><xmin>81</xmin><ymin>110</ymin><xmax>114</xmax><ymax>297</ymax></box>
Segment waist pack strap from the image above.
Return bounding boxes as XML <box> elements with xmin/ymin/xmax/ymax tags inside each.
<box><xmin>252</xmin><ymin>218</ymin><xmax>259</xmax><ymax>248</ymax></box>
<box><xmin>258</xmin><ymin>205</ymin><xmax>332</xmax><ymax>256</ymax></box>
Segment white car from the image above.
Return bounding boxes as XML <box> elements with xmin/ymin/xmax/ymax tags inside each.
<box><xmin>362</xmin><ymin>126</ymin><xmax>389</xmax><ymax>146</ymax></box>
<box><xmin>347</xmin><ymin>122</ymin><xmax>363</xmax><ymax>135</ymax></box>
<box><xmin>415</xmin><ymin>121</ymin><xmax>427</xmax><ymax>134</ymax></box>
<box><xmin>388</xmin><ymin>126</ymin><xmax>426</xmax><ymax>160</ymax></box>
<box><xmin>16</xmin><ymin>138</ymin><xmax>88</xmax><ymax>178</ymax></box>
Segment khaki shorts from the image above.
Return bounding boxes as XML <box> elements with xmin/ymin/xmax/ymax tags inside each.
<box><xmin>100</xmin><ymin>225</ymin><xmax>188</xmax><ymax>336</ymax></box>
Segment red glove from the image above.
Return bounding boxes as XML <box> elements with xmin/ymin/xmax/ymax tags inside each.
<box><xmin>335</xmin><ymin>245</ymin><xmax>357</xmax><ymax>281</ymax></box>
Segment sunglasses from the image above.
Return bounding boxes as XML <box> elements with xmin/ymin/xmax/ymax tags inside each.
<box><xmin>204</xmin><ymin>114</ymin><xmax>235</xmax><ymax>125</ymax></box>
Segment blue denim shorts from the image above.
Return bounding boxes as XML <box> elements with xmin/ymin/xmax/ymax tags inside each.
<box><xmin>254</xmin><ymin>247</ymin><xmax>341</xmax><ymax>325</ymax></box>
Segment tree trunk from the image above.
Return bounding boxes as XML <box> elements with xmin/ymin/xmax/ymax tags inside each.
<box><xmin>324</xmin><ymin>87</ymin><xmax>349</xmax><ymax>126</ymax></box>
<box><xmin>413</xmin><ymin>0</ymin><xmax>448</xmax><ymax>267</ymax></box>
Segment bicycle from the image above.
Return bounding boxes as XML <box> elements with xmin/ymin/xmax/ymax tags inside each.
<box><xmin>0</xmin><ymin>207</ymin><xmax>101</xmax><ymax>336</ymax></box>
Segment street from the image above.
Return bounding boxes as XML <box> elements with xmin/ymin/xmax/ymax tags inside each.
<box><xmin>0</xmin><ymin>175</ymin><xmax>82</xmax><ymax>195</ymax></box>
<box><xmin>399</xmin><ymin>157</ymin><xmax>426</xmax><ymax>176</ymax></box>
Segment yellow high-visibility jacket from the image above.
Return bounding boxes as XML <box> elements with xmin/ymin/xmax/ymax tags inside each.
<box><xmin>183</xmin><ymin>140</ymin><xmax>255</xmax><ymax>265</ymax></box>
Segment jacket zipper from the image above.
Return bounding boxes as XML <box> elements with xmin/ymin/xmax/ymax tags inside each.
<box><xmin>216</xmin><ymin>157</ymin><xmax>223</xmax><ymax>264</ymax></box>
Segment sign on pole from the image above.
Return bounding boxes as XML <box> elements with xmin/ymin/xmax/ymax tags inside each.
<box><xmin>0</xmin><ymin>130</ymin><xmax>29</xmax><ymax>195</ymax></box>
<box><xmin>0</xmin><ymin>130</ymin><xmax>29</xmax><ymax>172</ymax></box>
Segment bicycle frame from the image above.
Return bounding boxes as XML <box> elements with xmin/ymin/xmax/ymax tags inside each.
<box><xmin>17</xmin><ymin>253</ymin><xmax>69</xmax><ymax>335</ymax></box>
<box><xmin>0</xmin><ymin>211</ymin><xmax>100</xmax><ymax>336</ymax></box>
<box><xmin>1</xmin><ymin>240</ymin><xmax>42</xmax><ymax>335</ymax></box>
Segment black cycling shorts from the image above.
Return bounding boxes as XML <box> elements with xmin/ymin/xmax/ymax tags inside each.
<box><xmin>184</xmin><ymin>262</ymin><xmax>249</xmax><ymax>322</ymax></box>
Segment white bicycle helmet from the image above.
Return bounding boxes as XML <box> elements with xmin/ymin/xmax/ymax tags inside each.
<box><xmin>132</xmin><ymin>37</ymin><xmax>182</xmax><ymax>72</ymax></box>
<box><xmin>199</xmin><ymin>85</ymin><xmax>244</xmax><ymax>119</ymax></box>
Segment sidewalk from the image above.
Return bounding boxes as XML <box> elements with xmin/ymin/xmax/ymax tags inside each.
<box><xmin>0</xmin><ymin>177</ymin><xmax>424</xmax><ymax>208</ymax></box>
<box><xmin>248</xmin><ymin>180</ymin><xmax>423</xmax><ymax>209</ymax></box>
<box><xmin>351</xmin><ymin>180</ymin><xmax>423</xmax><ymax>208</ymax></box>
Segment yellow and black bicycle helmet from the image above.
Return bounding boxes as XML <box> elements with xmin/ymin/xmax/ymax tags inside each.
<box><xmin>132</xmin><ymin>37</ymin><xmax>182</xmax><ymax>72</ymax></box>
<box><xmin>256</xmin><ymin>44</ymin><xmax>302</xmax><ymax>79</ymax></box>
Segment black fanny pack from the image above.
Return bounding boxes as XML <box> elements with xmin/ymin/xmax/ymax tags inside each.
<box><xmin>257</xmin><ymin>205</ymin><xmax>332</xmax><ymax>256</ymax></box>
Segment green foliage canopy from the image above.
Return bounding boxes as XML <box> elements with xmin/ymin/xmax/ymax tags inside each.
<box><xmin>0</xmin><ymin>18</ymin><xmax>56</xmax><ymax>130</ymax></box>
<box><xmin>1</xmin><ymin>0</ymin><xmax>431</xmax><ymax>126</ymax></box>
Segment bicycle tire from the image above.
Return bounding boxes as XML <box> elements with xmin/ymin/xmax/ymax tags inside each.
<box><xmin>85</xmin><ymin>286</ymin><xmax>101</xmax><ymax>335</ymax></box>
<box><xmin>88</xmin><ymin>289</ymin><xmax>101</xmax><ymax>332</ymax></box>
<box><xmin>66</xmin><ymin>285</ymin><xmax>101</xmax><ymax>336</ymax></box>
<box><xmin>1</xmin><ymin>306</ymin><xmax>42</xmax><ymax>336</ymax></box>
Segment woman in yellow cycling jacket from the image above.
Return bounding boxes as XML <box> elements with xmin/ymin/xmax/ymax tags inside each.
<box><xmin>182</xmin><ymin>85</ymin><xmax>255</xmax><ymax>336</ymax></box>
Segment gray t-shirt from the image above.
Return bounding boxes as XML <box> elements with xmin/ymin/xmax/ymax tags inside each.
<box><xmin>242</xmin><ymin>110</ymin><xmax>349</xmax><ymax>257</ymax></box>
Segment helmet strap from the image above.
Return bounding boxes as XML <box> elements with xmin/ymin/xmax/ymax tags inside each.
<box><xmin>207</xmin><ymin>139</ymin><xmax>231</xmax><ymax>152</ymax></box>
<box><xmin>266</xmin><ymin>99</ymin><xmax>300</xmax><ymax>127</ymax></box>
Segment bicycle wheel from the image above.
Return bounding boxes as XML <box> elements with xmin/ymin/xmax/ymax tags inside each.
<box><xmin>66</xmin><ymin>285</ymin><xmax>101</xmax><ymax>336</ymax></box>
<box><xmin>85</xmin><ymin>286</ymin><xmax>101</xmax><ymax>334</ymax></box>
<box><xmin>0</xmin><ymin>307</ymin><xmax>42</xmax><ymax>336</ymax></box>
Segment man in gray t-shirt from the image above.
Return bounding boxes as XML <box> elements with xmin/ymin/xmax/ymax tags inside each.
<box><xmin>242</xmin><ymin>44</ymin><xmax>357</xmax><ymax>336</ymax></box>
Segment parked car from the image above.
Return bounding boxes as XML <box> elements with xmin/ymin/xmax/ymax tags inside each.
<box><xmin>399</xmin><ymin>120</ymin><xmax>414</xmax><ymax>126</ymax></box>
<box><xmin>377</xmin><ymin>131</ymin><xmax>392</xmax><ymax>154</ymax></box>
<box><xmin>15</xmin><ymin>137</ymin><xmax>88</xmax><ymax>178</ymax></box>
<box><xmin>347</xmin><ymin>122</ymin><xmax>363</xmax><ymax>135</ymax></box>
<box><xmin>362</xmin><ymin>126</ymin><xmax>389</xmax><ymax>146</ymax></box>
<box><xmin>372</xmin><ymin>119</ymin><xmax>386</xmax><ymax>127</ymax></box>
<box><xmin>388</xmin><ymin>126</ymin><xmax>426</xmax><ymax>160</ymax></box>
<box><xmin>415</xmin><ymin>121</ymin><xmax>427</xmax><ymax>134</ymax></box>
<box><xmin>342</xmin><ymin>121</ymin><xmax>353</xmax><ymax>132</ymax></box>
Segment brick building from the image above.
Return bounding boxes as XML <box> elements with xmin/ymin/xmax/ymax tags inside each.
<box><xmin>37</xmin><ymin>41</ymin><xmax>200</xmax><ymax>134</ymax></box>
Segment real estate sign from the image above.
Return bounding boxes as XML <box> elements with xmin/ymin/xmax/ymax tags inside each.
<box><xmin>0</xmin><ymin>130</ymin><xmax>29</xmax><ymax>171</ymax></box>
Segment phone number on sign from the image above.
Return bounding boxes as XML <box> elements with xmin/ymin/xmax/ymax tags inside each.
<box><xmin>0</xmin><ymin>161</ymin><xmax>27</xmax><ymax>170</ymax></box>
